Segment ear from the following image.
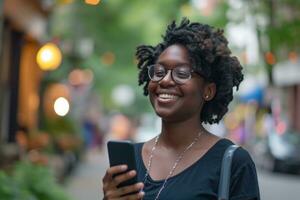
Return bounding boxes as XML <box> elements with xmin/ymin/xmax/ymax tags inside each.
<box><xmin>203</xmin><ymin>82</ymin><xmax>216</xmax><ymax>101</ymax></box>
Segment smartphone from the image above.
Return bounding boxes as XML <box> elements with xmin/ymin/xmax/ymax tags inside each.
<box><xmin>107</xmin><ymin>140</ymin><xmax>138</xmax><ymax>188</ymax></box>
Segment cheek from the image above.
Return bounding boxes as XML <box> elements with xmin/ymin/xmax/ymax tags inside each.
<box><xmin>188</xmin><ymin>90</ymin><xmax>202</xmax><ymax>108</ymax></box>
<box><xmin>148</xmin><ymin>81</ymin><xmax>156</xmax><ymax>92</ymax></box>
<box><xmin>183</xmin><ymin>84</ymin><xmax>204</xmax><ymax>107</ymax></box>
<box><xmin>147</xmin><ymin>82</ymin><xmax>156</xmax><ymax>103</ymax></box>
<box><xmin>192</xmin><ymin>85</ymin><xmax>204</xmax><ymax>99</ymax></box>
<box><xmin>147</xmin><ymin>81</ymin><xmax>157</xmax><ymax>97</ymax></box>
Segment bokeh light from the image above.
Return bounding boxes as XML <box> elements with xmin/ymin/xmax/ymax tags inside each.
<box><xmin>54</xmin><ymin>97</ymin><xmax>70</xmax><ymax>117</ymax></box>
<box><xmin>68</xmin><ymin>68</ymin><xmax>94</xmax><ymax>86</ymax></box>
<box><xmin>101</xmin><ymin>51</ymin><xmax>115</xmax><ymax>66</ymax></box>
<box><xmin>85</xmin><ymin>0</ymin><xmax>101</xmax><ymax>5</ymax></box>
<box><xmin>265</xmin><ymin>51</ymin><xmax>276</xmax><ymax>65</ymax></box>
<box><xmin>36</xmin><ymin>43</ymin><xmax>62</xmax><ymax>71</ymax></box>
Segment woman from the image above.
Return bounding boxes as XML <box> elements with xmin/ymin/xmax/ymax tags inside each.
<box><xmin>102</xmin><ymin>18</ymin><xmax>260</xmax><ymax>200</ymax></box>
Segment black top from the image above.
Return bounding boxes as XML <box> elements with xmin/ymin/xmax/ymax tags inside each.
<box><xmin>134</xmin><ymin>138</ymin><xmax>260</xmax><ymax>200</ymax></box>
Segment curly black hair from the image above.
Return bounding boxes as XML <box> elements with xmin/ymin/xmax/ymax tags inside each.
<box><xmin>136</xmin><ymin>18</ymin><xmax>243</xmax><ymax>124</ymax></box>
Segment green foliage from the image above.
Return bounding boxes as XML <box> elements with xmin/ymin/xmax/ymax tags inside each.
<box><xmin>43</xmin><ymin>117</ymin><xmax>79</xmax><ymax>137</ymax></box>
<box><xmin>49</xmin><ymin>0</ymin><xmax>230</xmax><ymax>114</ymax></box>
<box><xmin>0</xmin><ymin>162</ymin><xmax>70</xmax><ymax>200</ymax></box>
<box><xmin>248</xmin><ymin>0</ymin><xmax>300</xmax><ymax>84</ymax></box>
<box><xmin>179</xmin><ymin>1</ymin><xmax>229</xmax><ymax>28</ymax></box>
<box><xmin>250</xmin><ymin>0</ymin><xmax>300</xmax><ymax>56</ymax></box>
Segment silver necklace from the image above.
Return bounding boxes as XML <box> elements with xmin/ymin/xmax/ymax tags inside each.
<box><xmin>143</xmin><ymin>131</ymin><xmax>202</xmax><ymax>200</ymax></box>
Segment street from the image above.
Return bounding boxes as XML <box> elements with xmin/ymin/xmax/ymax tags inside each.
<box><xmin>66</xmin><ymin>149</ymin><xmax>300</xmax><ymax>200</ymax></box>
<box><xmin>257</xmin><ymin>169</ymin><xmax>300</xmax><ymax>200</ymax></box>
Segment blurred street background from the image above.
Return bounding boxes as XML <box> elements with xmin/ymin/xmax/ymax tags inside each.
<box><xmin>1</xmin><ymin>0</ymin><xmax>300</xmax><ymax>199</ymax></box>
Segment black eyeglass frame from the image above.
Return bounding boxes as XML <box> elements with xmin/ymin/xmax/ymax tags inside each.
<box><xmin>147</xmin><ymin>64</ymin><xmax>198</xmax><ymax>84</ymax></box>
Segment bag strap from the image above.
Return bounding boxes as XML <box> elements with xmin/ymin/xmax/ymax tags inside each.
<box><xmin>218</xmin><ymin>144</ymin><xmax>239</xmax><ymax>200</ymax></box>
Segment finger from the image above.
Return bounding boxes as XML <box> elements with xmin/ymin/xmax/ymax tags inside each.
<box><xmin>104</xmin><ymin>185</ymin><xmax>143</xmax><ymax>200</ymax></box>
<box><xmin>119</xmin><ymin>191</ymin><xmax>145</xmax><ymax>200</ymax></box>
<box><xmin>112</xmin><ymin>170</ymin><xmax>136</xmax><ymax>187</ymax></box>
<box><xmin>115</xmin><ymin>182</ymin><xmax>144</xmax><ymax>197</ymax></box>
<box><xmin>103</xmin><ymin>165</ymin><xmax>129</xmax><ymax>196</ymax></box>
<box><xmin>103</xmin><ymin>165</ymin><xmax>128</xmax><ymax>182</ymax></box>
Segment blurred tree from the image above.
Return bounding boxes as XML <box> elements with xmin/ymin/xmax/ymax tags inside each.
<box><xmin>49</xmin><ymin>0</ymin><xmax>229</xmax><ymax>115</ymax></box>
<box><xmin>248</xmin><ymin>0</ymin><xmax>300</xmax><ymax>84</ymax></box>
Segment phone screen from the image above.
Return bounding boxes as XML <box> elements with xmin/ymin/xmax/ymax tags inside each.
<box><xmin>107</xmin><ymin>140</ymin><xmax>138</xmax><ymax>188</ymax></box>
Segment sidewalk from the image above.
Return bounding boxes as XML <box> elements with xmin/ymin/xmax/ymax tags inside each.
<box><xmin>65</xmin><ymin>148</ymin><xmax>108</xmax><ymax>200</ymax></box>
<box><xmin>64</xmin><ymin>147</ymin><xmax>300</xmax><ymax>200</ymax></box>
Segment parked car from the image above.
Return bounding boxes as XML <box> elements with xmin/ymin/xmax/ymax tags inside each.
<box><xmin>254</xmin><ymin>129</ymin><xmax>300</xmax><ymax>173</ymax></box>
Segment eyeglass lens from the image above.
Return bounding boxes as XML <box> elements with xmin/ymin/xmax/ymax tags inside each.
<box><xmin>148</xmin><ymin>64</ymin><xmax>192</xmax><ymax>84</ymax></box>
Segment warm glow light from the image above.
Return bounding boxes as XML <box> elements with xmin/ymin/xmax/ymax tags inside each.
<box><xmin>57</xmin><ymin>0</ymin><xmax>74</xmax><ymax>5</ymax></box>
<box><xmin>37</xmin><ymin>43</ymin><xmax>62</xmax><ymax>71</ymax></box>
<box><xmin>264</xmin><ymin>52</ymin><xmax>276</xmax><ymax>65</ymax></box>
<box><xmin>68</xmin><ymin>69</ymin><xmax>85</xmax><ymax>86</ymax></box>
<box><xmin>101</xmin><ymin>52</ymin><xmax>115</xmax><ymax>66</ymax></box>
<box><xmin>68</xmin><ymin>68</ymin><xmax>94</xmax><ymax>86</ymax></box>
<box><xmin>59</xmin><ymin>0</ymin><xmax>74</xmax><ymax>4</ymax></box>
<box><xmin>85</xmin><ymin>0</ymin><xmax>100</xmax><ymax>5</ymax></box>
<box><xmin>54</xmin><ymin>97</ymin><xmax>70</xmax><ymax>116</ymax></box>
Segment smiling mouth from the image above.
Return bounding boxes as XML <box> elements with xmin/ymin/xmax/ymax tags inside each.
<box><xmin>157</xmin><ymin>93</ymin><xmax>180</xmax><ymax>102</ymax></box>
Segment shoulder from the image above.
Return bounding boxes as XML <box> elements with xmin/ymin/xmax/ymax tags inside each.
<box><xmin>216</xmin><ymin>138</ymin><xmax>255</xmax><ymax>166</ymax></box>
<box><xmin>215</xmin><ymin>139</ymin><xmax>257</xmax><ymax>173</ymax></box>
<box><xmin>231</xmin><ymin>146</ymin><xmax>258</xmax><ymax>180</ymax></box>
<box><xmin>233</xmin><ymin>147</ymin><xmax>254</xmax><ymax>166</ymax></box>
<box><xmin>218</xmin><ymin>141</ymin><xmax>260</xmax><ymax>199</ymax></box>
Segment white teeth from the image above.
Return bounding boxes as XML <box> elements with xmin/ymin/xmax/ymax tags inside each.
<box><xmin>158</xmin><ymin>94</ymin><xmax>178</xmax><ymax>99</ymax></box>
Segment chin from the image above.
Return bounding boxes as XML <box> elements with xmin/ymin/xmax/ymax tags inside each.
<box><xmin>155</xmin><ymin>110</ymin><xmax>171</xmax><ymax>119</ymax></box>
<box><xmin>153</xmin><ymin>100</ymin><xmax>175</xmax><ymax>116</ymax></box>
<box><xmin>154</xmin><ymin>107</ymin><xmax>181</xmax><ymax>122</ymax></box>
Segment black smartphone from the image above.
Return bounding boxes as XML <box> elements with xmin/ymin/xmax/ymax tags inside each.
<box><xmin>107</xmin><ymin>140</ymin><xmax>138</xmax><ymax>188</ymax></box>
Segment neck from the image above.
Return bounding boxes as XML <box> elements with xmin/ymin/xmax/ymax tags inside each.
<box><xmin>159</xmin><ymin>116</ymin><xmax>206</xmax><ymax>149</ymax></box>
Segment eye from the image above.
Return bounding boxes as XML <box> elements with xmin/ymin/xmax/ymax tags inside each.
<box><xmin>176</xmin><ymin>71</ymin><xmax>190</xmax><ymax>78</ymax></box>
<box><xmin>153</xmin><ymin>65</ymin><xmax>166</xmax><ymax>77</ymax></box>
<box><xmin>174</xmin><ymin>67</ymin><xmax>191</xmax><ymax>78</ymax></box>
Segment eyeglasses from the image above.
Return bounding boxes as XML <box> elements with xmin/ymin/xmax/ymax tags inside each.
<box><xmin>147</xmin><ymin>64</ymin><xmax>195</xmax><ymax>84</ymax></box>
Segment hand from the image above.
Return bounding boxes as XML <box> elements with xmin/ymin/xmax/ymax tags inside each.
<box><xmin>102</xmin><ymin>165</ymin><xmax>145</xmax><ymax>200</ymax></box>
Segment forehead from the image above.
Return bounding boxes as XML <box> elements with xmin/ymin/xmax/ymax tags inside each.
<box><xmin>157</xmin><ymin>44</ymin><xmax>190</xmax><ymax>65</ymax></box>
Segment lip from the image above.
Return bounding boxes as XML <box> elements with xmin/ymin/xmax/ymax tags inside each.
<box><xmin>155</xmin><ymin>90</ymin><xmax>182</xmax><ymax>104</ymax></box>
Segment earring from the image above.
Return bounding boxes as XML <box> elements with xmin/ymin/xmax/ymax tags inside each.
<box><xmin>205</xmin><ymin>95</ymin><xmax>209</xmax><ymax>99</ymax></box>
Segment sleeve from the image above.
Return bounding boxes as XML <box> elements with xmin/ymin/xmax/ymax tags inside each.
<box><xmin>229</xmin><ymin>148</ymin><xmax>261</xmax><ymax>200</ymax></box>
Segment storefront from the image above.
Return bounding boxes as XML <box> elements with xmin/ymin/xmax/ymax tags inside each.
<box><xmin>273</xmin><ymin>59</ymin><xmax>300</xmax><ymax>133</ymax></box>
<box><xmin>0</xmin><ymin>0</ymin><xmax>48</xmax><ymax>144</ymax></box>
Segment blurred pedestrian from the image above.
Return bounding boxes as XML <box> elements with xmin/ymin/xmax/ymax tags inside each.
<box><xmin>106</xmin><ymin>114</ymin><xmax>134</xmax><ymax>141</ymax></box>
<box><xmin>102</xmin><ymin>18</ymin><xmax>260</xmax><ymax>200</ymax></box>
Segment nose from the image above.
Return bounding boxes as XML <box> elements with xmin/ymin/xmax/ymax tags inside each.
<box><xmin>158</xmin><ymin>70</ymin><xmax>176</xmax><ymax>86</ymax></box>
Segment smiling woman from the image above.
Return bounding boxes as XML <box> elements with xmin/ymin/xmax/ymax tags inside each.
<box><xmin>102</xmin><ymin>18</ymin><xmax>260</xmax><ymax>200</ymax></box>
<box><xmin>147</xmin><ymin>44</ymin><xmax>213</xmax><ymax>123</ymax></box>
